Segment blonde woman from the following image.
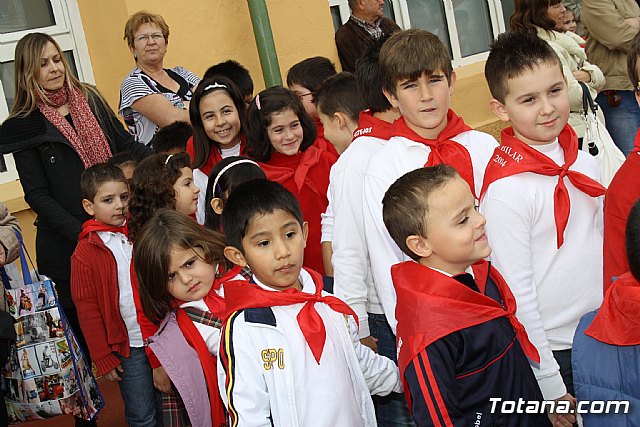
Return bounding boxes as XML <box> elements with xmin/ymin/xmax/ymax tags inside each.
<box><xmin>0</xmin><ymin>35</ymin><xmax>149</xmax><ymax>426</ymax></box>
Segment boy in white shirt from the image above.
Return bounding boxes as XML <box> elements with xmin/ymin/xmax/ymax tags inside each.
<box><xmin>481</xmin><ymin>31</ymin><xmax>605</xmax><ymax>421</ymax></box>
<box><xmin>71</xmin><ymin>163</ymin><xmax>159</xmax><ymax>426</ymax></box>
<box><xmin>219</xmin><ymin>179</ymin><xmax>402</xmax><ymax>427</ymax></box>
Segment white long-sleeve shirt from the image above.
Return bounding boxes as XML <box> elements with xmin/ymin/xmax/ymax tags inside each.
<box><xmin>480</xmin><ymin>139</ymin><xmax>603</xmax><ymax>400</ymax></box>
<box><xmin>363</xmin><ymin>130</ymin><xmax>497</xmax><ymax>333</ymax></box>
<box><xmin>329</xmin><ymin>135</ymin><xmax>386</xmax><ymax>338</ymax></box>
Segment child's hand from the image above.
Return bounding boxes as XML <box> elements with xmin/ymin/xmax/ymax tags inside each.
<box><xmin>360</xmin><ymin>336</ymin><xmax>378</xmax><ymax>353</ymax></box>
<box><xmin>104</xmin><ymin>365</ymin><xmax>123</xmax><ymax>382</ymax></box>
<box><xmin>153</xmin><ymin>366</ymin><xmax>173</xmax><ymax>394</ymax></box>
<box><xmin>547</xmin><ymin>393</ymin><xmax>577</xmax><ymax>427</ymax></box>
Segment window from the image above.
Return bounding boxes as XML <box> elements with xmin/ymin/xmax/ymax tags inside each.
<box><xmin>0</xmin><ymin>0</ymin><xmax>94</xmax><ymax>183</ymax></box>
<box><xmin>330</xmin><ymin>0</ymin><xmax>516</xmax><ymax>67</ymax></box>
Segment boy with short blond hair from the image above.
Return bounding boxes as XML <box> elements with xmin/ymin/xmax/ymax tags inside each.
<box><xmin>481</xmin><ymin>31</ymin><xmax>605</xmax><ymax>418</ymax></box>
<box><xmin>382</xmin><ymin>165</ymin><xmax>549</xmax><ymax>426</ymax></box>
<box><xmin>71</xmin><ymin>163</ymin><xmax>159</xmax><ymax>426</ymax></box>
<box><xmin>218</xmin><ymin>179</ymin><xmax>401</xmax><ymax>427</ymax></box>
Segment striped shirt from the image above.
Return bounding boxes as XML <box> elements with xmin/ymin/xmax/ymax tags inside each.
<box><xmin>119</xmin><ymin>66</ymin><xmax>199</xmax><ymax>145</ymax></box>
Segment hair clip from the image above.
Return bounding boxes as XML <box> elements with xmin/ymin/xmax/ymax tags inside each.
<box><xmin>255</xmin><ymin>94</ymin><xmax>261</xmax><ymax>110</ymax></box>
<box><xmin>204</xmin><ymin>82</ymin><xmax>227</xmax><ymax>91</ymax></box>
<box><xmin>212</xmin><ymin>159</ymin><xmax>261</xmax><ymax>197</ymax></box>
<box><xmin>164</xmin><ymin>154</ymin><xmax>174</xmax><ymax>165</ymax></box>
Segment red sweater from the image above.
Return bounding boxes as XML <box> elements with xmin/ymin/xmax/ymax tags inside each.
<box><xmin>314</xmin><ymin>119</ymin><xmax>339</xmax><ymax>157</ymax></box>
<box><xmin>261</xmin><ymin>146</ymin><xmax>337</xmax><ymax>273</ymax></box>
<box><xmin>70</xmin><ymin>232</ymin><xmax>131</xmax><ymax>376</ymax></box>
<box><xmin>604</xmin><ymin>151</ymin><xmax>640</xmax><ymax>291</ymax></box>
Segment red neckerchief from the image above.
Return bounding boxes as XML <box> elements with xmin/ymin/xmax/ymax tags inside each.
<box><xmin>176</xmin><ymin>309</ymin><xmax>227</xmax><ymax>427</ymax></box>
<box><xmin>392</xmin><ymin>260</ymin><xmax>539</xmax><ymax>391</ymax></box>
<box><xmin>260</xmin><ymin>146</ymin><xmax>324</xmax><ymax>194</ymax></box>
<box><xmin>585</xmin><ymin>272</ymin><xmax>640</xmax><ymax>345</ymax></box>
<box><xmin>391</xmin><ymin>110</ymin><xmax>475</xmax><ymax>197</ymax></box>
<box><xmin>481</xmin><ymin>125</ymin><xmax>605</xmax><ymax>248</ymax></box>
<box><xmin>224</xmin><ymin>268</ymin><xmax>358</xmax><ymax>364</ymax></box>
<box><xmin>186</xmin><ymin>135</ymin><xmax>247</xmax><ymax>177</ymax></box>
<box><xmin>78</xmin><ymin>218</ymin><xmax>128</xmax><ymax>240</ymax></box>
<box><xmin>352</xmin><ymin>110</ymin><xmax>394</xmax><ymax>141</ymax></box>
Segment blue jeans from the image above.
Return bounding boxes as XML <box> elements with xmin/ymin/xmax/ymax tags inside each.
<box><xmin>117</xmin><ymin>347</ymin><xmax>162</xmax><ymax>427</ymax></box>
<box><xmin>368</xmin><ymin>313</ymin><xmax>415</xmax><ymax>427</ymax></box>
<box><xmin>596</xmin><ymin>90</ymin><xmax>640</xmax><ymax>156</ymax></box>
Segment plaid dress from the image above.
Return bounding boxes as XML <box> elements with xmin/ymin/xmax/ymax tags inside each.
<box><xmin>160</xmin><ymin>306</ymin><xmax>223</xmax><ymax>427</ymax></box>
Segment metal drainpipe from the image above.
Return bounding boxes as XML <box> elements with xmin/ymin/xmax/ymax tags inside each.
<box><xmin>247</xmin><ymin>0</ymin><xmax>283</xmax><ymax>87</ymax></box>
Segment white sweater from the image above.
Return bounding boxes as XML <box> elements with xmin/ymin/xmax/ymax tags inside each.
<box><xmin>329</xmin><ymin>135</ymin><xmax>386</xmax><ymax>338</ymax></box>
<box><xmin>480</xmin><ymin>139</ymin><xmax>603</xmax><ymax>400</ymax></box>
<box><xmin>363</xmin><ymin>130</ymin><xmax>498</xmax><ymax>333</ymax></box>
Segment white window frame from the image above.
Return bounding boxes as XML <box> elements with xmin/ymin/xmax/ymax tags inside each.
<box><xmin>0</xmin><ymin>0</ymin><xmax>95</xmax><ymax>184</ymax></box>
<box><xmin>329</xmin><ymin>0</ymin><xmax>511</xmax><ymax>68</ymax></box>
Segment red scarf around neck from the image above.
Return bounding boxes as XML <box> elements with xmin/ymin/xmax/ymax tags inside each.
<box><xmin>391</xmin><ymin>110</ymin><xmax>475</xmax><ymax>197</ymax></box>
<box><xmin>392</xmin><ymin>260</ymin><xmax>539</xmax><ymax>386</ymax></box>
<box><xmin>585</xmin><ymin>272</ymin><xmax>640</xmax><ymax>345</ymax></box>
<box><xmin>186</xmin><ymin>135</ymin><xmax>247</xmax><ymax>177</ymax></box>
<box><xmin>481</xmin><ymin>125</ymin><xmax>605</xmax><ymax>248</ymax></box>
<box><xmin>78</xmin><ymin>218</ymin><xmax>128</xmax><ymax>240</ymax></box>
<box><xmin>261</xmin><ymin>145</ymin><xmax>324</xmax><ymax>194</ymax></box>
<box><xmin>36</xmin><ymin>83</ymin><xmax>111</xmax><ymax>168</ymax></box>
<box><xmin>224</xmin><ymin>268</ymin><xmax>358</xmax><ymax>364</ymax></box>
<box><xmin>352</xmin><ymin>109</ymin><xmax>394</xmax><ymax>141</ymax></box>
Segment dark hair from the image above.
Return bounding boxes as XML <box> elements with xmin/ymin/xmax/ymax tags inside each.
<box><xmin>150</xmin><ymin>121</ymin><xmax>192</xmax><ymax>154</ymax></box>
<box><xmin>204</xmin><ymin>156</ymin><xmax>267</xmax><ymax>231</ymax></box>
<box><xmin>204</xmin><ymin>60</ymin><xmax>254</xmax><ymax>101</ymax></box>
<box><xmin>80</xmin><ymin>163</ymin><xmax>127</xmax><ymax>201</ymax></box>
<box><xmin>107</xmin><ymin>151</ymin><xmax>137</xmax><ymax>169</ymax></box>
<box><xmin>382</xmin><ymin>165</ymin><xmax>458</xmax><ymax>260</ymax></box>
<box><xmin>628</xmin><ymin>32</ymin><xmax>640</xmax><ymax>93</ymax></box>
<box><xmin>380</xmin><ymin>29</ymin><xmax>453</xmax><ymax>98</ymax></box>
<box><xmin>222</xmin><ymin>179</ymin><xmax>303</xmax><ymax>253</ymax></box>
<box><xmin>133</xmin><ymin>209</ymin><xmax>231</xmax><ymax>324</ymax></box>
<box><xmin>314</xmin><ymin>72</ymin><xmax>366</xmax><ymax>123</ymax></box>
<box><xmin>355</xmin><ymin>38</ymin><xmax>393</xmax><ymax>113</ymax></box>
<box><xmin>485</xmin><ymin>31</ymin><xmax>562</xmax><ymax>103</ymax></box>
<box><xmin>510</xmin><ymin>0</ymin><xmax>563</xmax><ymax>32</ymax></box>
<box><xmin>128</xmin><ymin>152</ymin><xmax>192</xmax><ymax>243</ymax></box>
<box><xmin>286</xmin><ymin>56</ymin><xmax>337</xmax><ymax>93</ymax></box>
<box><xmin>189</xmin><ymin>76</ymin><xmax>247</xmax><ymax>170</ymax></box>
<box><xmin>626</xmin><ymin>200</ymin><xmax>640</xmax><ymax>280</ymax></box>
<box><xmin>245</xmin><ymin>86</ymin><xmax>317</xmax><ymax>162</ymax></box>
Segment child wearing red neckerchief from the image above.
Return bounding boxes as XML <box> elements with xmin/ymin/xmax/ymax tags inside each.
<box><xmin>574</xmin><ymin>199</ymin><xmax>640</xmax><ymax>427</ymax></box>
<box><xmin>71</xmin><ymin>163</ymin><xmax>160</xmax><ymax>425</ymax></box>
<box><xmin>219</xmin><ymin>180</ymin><xmax>401</xmax><ymax>427</ymax></box>
<box><xmin>382</xmin><ymin>165</ymin><xmax>549</xmax><ymax>426</ymax></box>
<box><xmin>133</xmin><ymin>209</ymin><xmax>242</xmax><ymax>427</ymax></box>
<box><xmin>361</xmin><ymin>31</ymin><xmax>497</xmax><ymax>423</ymax></box>
<box><xmin>481</xmin><ymin>31</ymin><xmax>604</xmax><ymax>424</ymax></box>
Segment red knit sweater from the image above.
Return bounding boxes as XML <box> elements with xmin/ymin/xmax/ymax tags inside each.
<box><xmin>70</xmin><ymin>232</ymin><xmax>131</xmax><ymax>376</ymax></box>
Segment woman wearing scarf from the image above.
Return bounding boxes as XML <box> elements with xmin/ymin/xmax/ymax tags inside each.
<box><xmin>0</xmin><ymin>34</ymin><xmax>149</xmax><ymax>426</ymax></box>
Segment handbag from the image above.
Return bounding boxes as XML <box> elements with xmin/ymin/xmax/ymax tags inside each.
<box><xmin>579</xmin><ymin>81</ymin><xmax>626</xmax><ymax>187</ymax></box>
<box><xmin>0</xmin><ymin>231</ymin><xmax>104</xmax><ymax>424</ymax></box>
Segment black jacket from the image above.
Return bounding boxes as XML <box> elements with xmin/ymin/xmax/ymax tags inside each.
<box><xmin>0</xmin><ymin>91</ymin><xmax>150</xmax><ymax>307</ymax></box>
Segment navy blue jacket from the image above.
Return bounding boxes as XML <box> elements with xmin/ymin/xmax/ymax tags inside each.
<box><xmin>404</xmin><ymin>273</ymin><xmax>551</xmax><ymax>427</ymax></box>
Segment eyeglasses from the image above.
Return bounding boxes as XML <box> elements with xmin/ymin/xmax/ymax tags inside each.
<box><xmin>134</xmin><ymin>33</ymin><xmax>164</xmax><ymax>43</ymax></box>
<box><xmin>295</xmin><ymin>92</ymin><xmax>313</xmax><ymax>101</ymax></box>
